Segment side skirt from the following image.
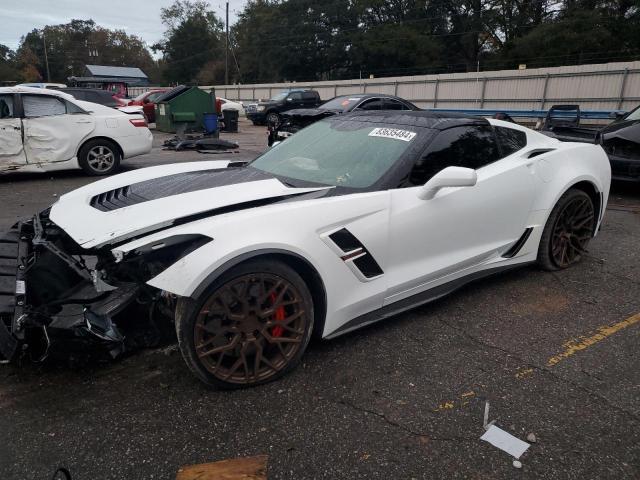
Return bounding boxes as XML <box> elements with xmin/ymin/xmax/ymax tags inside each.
<box><xmin>325</xmin><ymin>263</ymin><xmax>532</xmax><ymax>339</ymax></box>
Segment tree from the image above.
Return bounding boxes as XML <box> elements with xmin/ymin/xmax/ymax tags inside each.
<box><xmin>0</xmin><ymin>44</ymin><xmax>20</xmax><ymax>82</ymax></box>
<box><xmin>154</xmin><ymin>0</ymin><xmax>224</xmax><ymax>84</ymax></box>
<box><xmin>16</xmin><ymin>20</ymin><xmax>156</xmax><ymax>83</ymax></box>
<box><xmin>230</xmin><ymin>0</ymin><xmax>640</xmax><ymax>82</ymax></box>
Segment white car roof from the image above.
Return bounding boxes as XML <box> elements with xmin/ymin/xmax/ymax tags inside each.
<box><xmin>0</xmin><ymin>86</ymin><xmax>75</xmax><ymax>101</ymax></box>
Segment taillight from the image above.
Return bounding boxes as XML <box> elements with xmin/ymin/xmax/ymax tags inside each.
<box><xmin>130</xmin><ymin>118</ymin><xmax>147</xmax><ymax>127</ymax></box>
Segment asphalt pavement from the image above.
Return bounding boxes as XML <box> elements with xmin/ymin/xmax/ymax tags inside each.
<box><xmin>0</xmin><ymin>120</ymin><xmax>639</xmax><ymax>479</ymax></box>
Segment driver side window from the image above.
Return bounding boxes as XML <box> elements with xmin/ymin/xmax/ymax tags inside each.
<box><xmin>407</xmin><ymin>125</ymin><xmax>500</xmax><ymax>186</ymax></box>
<box><xmin>356</xmin><ymin>98</ymin><xmax>384</xmax><ymax>110</ymax></box>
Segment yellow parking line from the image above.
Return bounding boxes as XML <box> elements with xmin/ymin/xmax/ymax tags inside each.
<box><xmin>546</xmin><ymin>313</ymin><xmax>640</xmax><ymax>367</ymax></box>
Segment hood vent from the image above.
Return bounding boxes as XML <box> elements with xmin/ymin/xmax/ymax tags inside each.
<box><xmin>89</xmin><ymin>167</ymin><xmax>277</xmax><ymax>212</ymax></box>
<box><xmin>90</xmin><ymin>186</ymin><xmax>148</xmax><ymax>212</ymax></box>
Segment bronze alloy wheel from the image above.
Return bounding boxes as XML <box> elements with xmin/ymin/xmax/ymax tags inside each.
<box><xmin>550</xmin><ymin>193</ymin><xmax>595</xmax><ymax>268</ymax></box>
<box><xmin>193</xmin><ymin>272</ymin><xmax>309</xmax><ymax>385</ymax></box>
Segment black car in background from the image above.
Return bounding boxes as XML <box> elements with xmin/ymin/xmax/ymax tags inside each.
<box><xmin>246</xmin><ymin>89</ymin><xmax>321</xmax><ymax>125</ymax></box>
<box><xmin>598</xmin><ymin>106</ymin><xmax>640</xmax><ymax>181</ymax></box>
<box><xmin>268</xmin><ymin>93</ymin><xmax>419</xmax><ymax>145</ymax></box>
<box><xmin>540</xmin><ymin>104</ymin><xmax>640</xmax><ymax>182</ymax></box>
<box><xmin>60</xmin><ymin>88</ymin><xmax>127</xmax><ymax>108</ymax></box>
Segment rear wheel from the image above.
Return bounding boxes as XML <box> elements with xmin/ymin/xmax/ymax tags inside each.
<box><xmin>537</xmin><ymin>189</ymin><xmax>595</xmax><ymax>270</ymax></box>
<box><xmin>78</xmin><ymin>139</ymin><xmax>121</xmax><ymax>176</ymax></box>
<box><xmin>176</xmin><ymin>260</ymin><xmax>314</xmax><ymax>388</ymax></box>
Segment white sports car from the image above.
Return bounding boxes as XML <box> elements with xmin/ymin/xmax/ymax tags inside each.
<box><xmin>0</xmin><ymin>86</ymin><xmax>152</xmax><ymax>176</ymax></box>
<box><xmin>0</xmin><ymin>111</ymin><xmax>610</xmax><ymax>388</ymax></box>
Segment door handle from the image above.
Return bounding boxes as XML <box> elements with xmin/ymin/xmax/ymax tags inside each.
<box><xmin>12</xmin><ymin>126</ymin><xmax>21</xmax><ymax>131</ymax></box>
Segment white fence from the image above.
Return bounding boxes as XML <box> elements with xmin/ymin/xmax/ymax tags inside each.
<box><xmin>130</xmin><ymin>60</ymin><xmax>640</xmax><ymax>113</ymax></box>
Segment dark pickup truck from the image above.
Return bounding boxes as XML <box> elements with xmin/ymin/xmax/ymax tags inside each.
<box><xmin>246</xmin><ymin>89</ymin><xmax>321</xmax><ymax>125</ymax></box>
<box><xmin>542</xmin><ymin>104</ymin><xmax>640</xmax><ymax>181</ymax></box>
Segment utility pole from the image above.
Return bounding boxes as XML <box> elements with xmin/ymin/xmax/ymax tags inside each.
<box><xmin>42</xmin><ymin>28</ymin><xmax>51</xmax><ymax>82</ymax></box>
<box><xmin>225</xmin><ymin>2</ymin><xmax>229</xmax><ymax>85</ymax></box>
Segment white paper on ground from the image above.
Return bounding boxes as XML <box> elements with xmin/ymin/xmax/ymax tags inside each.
<box><xmin>480</xmin><ymin>425</ymin><xmax>530</xmax><ymax>459</ymax></box>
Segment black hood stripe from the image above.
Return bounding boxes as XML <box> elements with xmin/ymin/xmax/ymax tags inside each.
<box><xmin>91</xmin><ymin>167</ymin><xmax>275</xmax><ymax>212</ymax></box>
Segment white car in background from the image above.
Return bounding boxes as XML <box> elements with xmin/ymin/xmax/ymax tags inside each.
<box><xmin>219</xmin><ymin>97</ymin><xmax>245</xmax><ymax>116</ymax></box>
<box><xmin>0</xmin><ymin>86</ymin><xmax>152</xmax><ymax>176</ymax></box>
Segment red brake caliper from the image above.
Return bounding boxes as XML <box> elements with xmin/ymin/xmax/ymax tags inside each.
<box><xmin>270</xmin><ymin>292</ymin><xmax>286</xmax><ymax>337</ymax></box>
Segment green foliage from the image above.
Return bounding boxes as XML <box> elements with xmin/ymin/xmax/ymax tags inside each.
<box><xmin>15</xmin><ymin>19</ymin><xmax>157</xmax><ymax>83</ymax></box>
<box><xmin>230</xmin><ymin>0</ymin><xmax>640</xmax><ymax>83</ymax></box>
<box><xmin>154</xmin><ymin>0</ymin><xmax>224</xmax><ymax>84</ymax></box>
<box><xmin>0</xmin><ymin>44</ymin><xmax>20</xmax><ymax>82</ymax></box>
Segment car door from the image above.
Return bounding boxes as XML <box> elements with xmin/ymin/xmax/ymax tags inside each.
<box><xmin>285</xmin><ymin>91</ymin><xmax>304</xmax><ymax>109</ymax></box>
<box><xmin>0</xmin><ymin>94</ymin><xmax>27</xmax><ymax>168</ymax></box>
<box><xmin>384</xmin><ymin>124</ymin><xmax>536</xmax><ymax>305</ymax></box>
<box><xmin>21</xmin><ymin>93</ymin><xmax>95</xmax><ymax>164</ymax></box>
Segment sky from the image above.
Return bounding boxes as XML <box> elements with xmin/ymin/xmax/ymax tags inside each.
<box><xmin>0</xmin><ymin>0</ymin><xmax>247</xmax><ymax>51</ymax></box>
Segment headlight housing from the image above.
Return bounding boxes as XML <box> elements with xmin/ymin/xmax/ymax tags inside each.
<box><xmin>257</xmin><ymin>105</ymin><xmax>266</xmax><ymax>112</ymax></box>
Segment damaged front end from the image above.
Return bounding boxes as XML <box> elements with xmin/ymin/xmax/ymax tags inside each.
<box><xmin>0</xmin><ymin>212</ymin><xmax>207</xmax><ymax>364</ymax></box>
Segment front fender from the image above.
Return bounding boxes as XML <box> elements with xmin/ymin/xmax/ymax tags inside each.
<box><xmin>147</xmin><ymin>241</ymin><xmax>324</xmax><ymax>298</ymax></box>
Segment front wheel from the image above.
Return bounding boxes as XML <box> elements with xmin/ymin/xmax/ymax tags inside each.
<box><xmin>176</xmin><ymin>259</ymin><xmax>315</xmax><ymax>389</ymax></box>
<box><xmin>78</xmin><ymin>139</ymin><xmax>121</xmax><ymax>176</ymax></box>
<box><xmin>537</xmin><ymin>189</ymin><xmax>595</xmax><ymax>270</ymax></box>
<box><xmin>266</xmin><ymin>112</ymin><xmax>281</xmax><ymax>126</ymax></box>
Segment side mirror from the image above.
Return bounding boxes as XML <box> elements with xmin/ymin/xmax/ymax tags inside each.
<box><xmin>417</xmin><ymin>167</ymin><xmax>477</xmax><ymax>200</ymax></box>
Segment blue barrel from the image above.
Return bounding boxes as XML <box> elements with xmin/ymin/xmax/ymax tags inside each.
<box><xmin>203</xmin><ymin>113</ymin><xmax>218</xmax><ymax>133</ymax></box>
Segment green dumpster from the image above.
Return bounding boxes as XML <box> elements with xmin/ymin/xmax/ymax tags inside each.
<box><xmin>154</xmin><ymin>85</ymin><xmax>216</xmax><ymax>133</ymax></box>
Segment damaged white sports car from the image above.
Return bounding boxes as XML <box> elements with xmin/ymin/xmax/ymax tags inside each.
<box><xmin>0</xmin><ymin>86</ymin><xmax>152</xmax><ymax>176</ymax></box>
<box><xmin>0</xmin><ymin>111</ymin><xmax>610</xmax><ymax>388</ymax></box>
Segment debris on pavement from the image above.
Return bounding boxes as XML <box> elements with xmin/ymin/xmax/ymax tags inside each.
<box><xmin>481</xmin><ymin>425</ymin><xmax>531</xmax><ymax>459</ymax></box>
<box><xmin>176</xmin><ymin>455</ymin><xmax>267</xmax><ymax>480</ymax></box>
<box><xmin>527</xmin><ymin>433</ymin><xmax>537</xmax><ymax>443</ymax></box>
<box><xmin>162</xmin><ymin>135</ymin><xmax>239</xmax><ymax>152</ymax></box>
<box><xmin>480</xmin><ymin>401</ymin><xmax>531</xmax><ymax>460</ymax></box>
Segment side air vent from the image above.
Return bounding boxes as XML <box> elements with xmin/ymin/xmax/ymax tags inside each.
<box><xmin>503</xmin><ymin>227</ymin><xmax>533</xmax><ymax>258</ymax></box>
<box><xmin>329</xmin><ymin>228</ymin><xmax>383</xmax><ymax>279</ymax></box>
<box><xmin>90</xmin><ymin>186</ymin><xmax>149</xmax><ymax>212</ymax></box>
<box><xmin>329</xmin><ymin>228</ymin><xmax>362</xmax><ymax>252</ymax></box>
<box><xmin>526</xmin><ymin>148</ymin><xmax>555</xmax><ymax>159</ymax></box>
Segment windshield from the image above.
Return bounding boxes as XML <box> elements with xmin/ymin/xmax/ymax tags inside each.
<box><xmin>270</xmin><ymin>91</ymin><xmax>289</xmax><ymax>101</ymax></box>
<box><xmin>320</xmin><ymin>96</ymin><xmax>365</xmax><ymax>112</ymax></box>
<box><xmin>250</xmin><ymin>119</ymin><xmax>418</xmax><ymax>188</ymax></box>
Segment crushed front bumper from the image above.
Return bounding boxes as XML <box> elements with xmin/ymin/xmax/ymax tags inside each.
<box><xmin>0</xmin><ymin>226</ymin><xmax>28</xmax><ymax>360</ymax></box>
<box><xmin>0</xmin><ymin>217</ymin><xmax>144</xmax><ymax>363</ymax></box>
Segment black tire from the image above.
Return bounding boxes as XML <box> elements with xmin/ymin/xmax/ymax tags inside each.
<box><xmin>266</xmin><ymin>111</ymin><xmax>281</xmax><ymax>126</ymax></box>
<box><xmin>176</xmin><ymin>259</ymin><xmax>315</xmax><ymax>389</ymax></box>
<box><xmin>78</xmin><ymin>139</ymin><xmax>121</xmax><ymax>176</ymax></box>
<box><xmin>537</xmin><ymin>188</ymin><xmax>595</xmax><ymax>271</ymax></box>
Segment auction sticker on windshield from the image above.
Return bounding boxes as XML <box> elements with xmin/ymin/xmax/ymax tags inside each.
<box><xmin>369</xmin><ymin>128</ymin><xmax>416</xmax><ymax>142</ymax></box>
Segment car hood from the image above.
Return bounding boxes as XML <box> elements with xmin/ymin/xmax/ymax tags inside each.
<box><xmin>49</xmin><ymin>161</ymin><xmax>331</xmax><ymax>249</ymax></box>
<box><xmin>601</xmin><ymin>118</ymin><xmax>640</xmax><ymax>136</ymax></box>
